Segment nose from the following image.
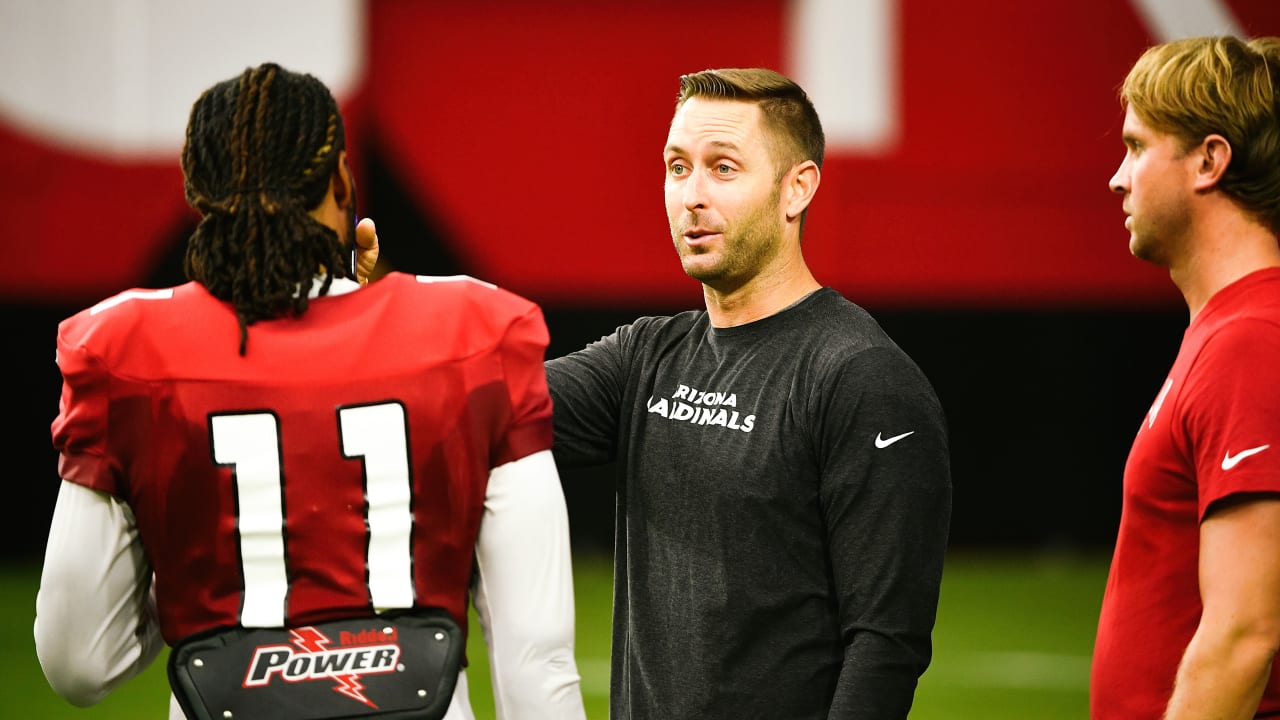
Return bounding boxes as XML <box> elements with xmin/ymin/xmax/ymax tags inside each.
<box><xmin>1109</xmin><ymin>157</ymin><xmax>1128</xmax><ymax>195</ymax></box>
<box><xmin>682</xmin><ymin>168</ymin><xmax>708</xmax><ymax>211</ymax></box>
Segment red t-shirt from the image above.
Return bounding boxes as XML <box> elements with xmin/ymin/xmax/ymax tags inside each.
<box><xmin>1092</xmin><ymin>267</ymin><xmax>1280</xmax><ymax>718</ymax></box>
<box><xmin>51</xmin><ymin>273</ymin><xmax>553</xmax><ymax>645</ymax></box>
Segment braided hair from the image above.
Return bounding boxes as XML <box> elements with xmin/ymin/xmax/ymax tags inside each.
<box><xmin>181</xmin><ymin>62</ymin><xmax>353</xmax><ymax>355</ymax></box>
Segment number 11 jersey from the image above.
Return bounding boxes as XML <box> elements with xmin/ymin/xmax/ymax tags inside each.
<box><xmin>51</xmin><ymin>273</ymin><xmax>554</xmax><ymax>645</ymax></box>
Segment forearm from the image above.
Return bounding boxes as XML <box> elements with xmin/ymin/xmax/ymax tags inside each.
<box><xmin>823</xmin><ymin>415</ymin><xmax>949</xmax><ymax>717</ymax></box>
<box><xmin>1163</xmin><ymin>626</ymin><xmax>1276</xmax><ymax>720</ymax></box>
<box><xmin>474</xmin><ymin>450</ymin><xmax>586</xmax><ymax>719</ymax></box>
<box><xmin>827</xmin><ymin>653</ymin><xmax>919</xmax><ymax>720</ymax></box>
<box><xmin>34</xmin><ymin>480</ymin><xmax>163</xmax><ymax>706</ymax></box>
<box><xmin>1168</xmin><ymin>495</ymin><xmax>1280</xmax><ymax>719</ymax></box>
<box><xmin>824</xmin><ymin>500</ymin><xmax>946</xmax><ymax>718</ymax></box>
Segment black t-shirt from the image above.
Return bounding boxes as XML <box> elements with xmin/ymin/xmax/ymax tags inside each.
<box><xmin>546</xmin><ymin>287</ymin><xmax>952</xmax><ymax>720</ymax></box>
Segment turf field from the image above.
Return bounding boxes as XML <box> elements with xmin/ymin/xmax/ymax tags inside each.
<box><xmin>4</xmin><ymin>549</ymin><xmax>1106</xmax><ymax>718</ymax></box>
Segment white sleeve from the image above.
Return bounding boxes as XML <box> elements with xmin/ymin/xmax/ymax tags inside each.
<box><xmin>34</xmin><ymin>480</ymin><xmax>165</xmax><ymax>707</ymax></box>
<box><xmin>471</xmin><ymin>449</ymin><xmax>586</xmax><ymax>720</ymax></box>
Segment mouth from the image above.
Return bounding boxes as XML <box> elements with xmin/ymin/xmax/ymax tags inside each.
<box><xmin>683</xmin><ymin>228</ymin><xmax>722</xmax><ymax>245</ymax></box>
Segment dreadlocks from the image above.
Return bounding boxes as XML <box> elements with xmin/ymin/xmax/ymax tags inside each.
<box><xmin>181</xmin><ymin>62</ymin><xmax>353</xmax><ymax>355</ymax></box>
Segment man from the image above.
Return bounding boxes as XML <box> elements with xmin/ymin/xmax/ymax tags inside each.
<box><xmin>360</xmin><ymin>67</ymin><xmax>952</xmax><ymax>717</ymax></box>
<box><xmin>1092</xmin><ymin>36</ymin><xmax>1280</xmax><ymax>719</ymax></box>
<box><xmin>35</xmin><ymin>63</ymin><xmax>586</xmax><ymax>720</ymax></box>
<box><xmin>550</xmin><ymin>67</ymin><xmax>952</xmax><ymax>719</ymax></box>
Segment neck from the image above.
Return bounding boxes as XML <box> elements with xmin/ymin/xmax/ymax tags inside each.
<box><xmin>1169</xmin><ymin>209</ymin><xmax>1280</xmax><ymax>320</ymax></box>
<box><xmin>703</xmin><ymin>255</ymin><xmax>821</xmax><ymax>328</ymax></box>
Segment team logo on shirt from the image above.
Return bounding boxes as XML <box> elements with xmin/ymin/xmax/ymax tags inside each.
<box><xmin>1146</xmin><ymin>379</ymin><xmax>1173</xmax><ymax>429</ymax></box>
<box><xmin>646</xmin><ymin>384</ymin><xmax>756</xmax><ymax>433</ymax></box>
<box><xmin>243</xmin><ymin>626</ymin><xmax>401</xmax><ymax>708</ymax></box>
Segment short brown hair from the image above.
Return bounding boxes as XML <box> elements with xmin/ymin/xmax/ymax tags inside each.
<box><xmin>676</xmin><ymin>68</ymin><xmax>826</xmax><ymax>177</ymax></box>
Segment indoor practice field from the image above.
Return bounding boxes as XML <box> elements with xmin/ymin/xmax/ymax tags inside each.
<box><xmin>4</xmin><ymin>549</ymin><xmax>1105</xmax><ymax>719</ymax></box>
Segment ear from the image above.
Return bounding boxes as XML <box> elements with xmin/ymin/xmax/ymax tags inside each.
<box><xmin>331</xmin><ymin>150</ymin><xmax>355</xmax><ymax>209</ymax></box>
<box><xmin>783</xmin><ymin>160</ymin><xmax>821</xmax><ymax>222</ymax></box>
<box><xmin>1192</xmin><ymin>134</ymin><xmax>1231</xmax><ymax>192</ymax></box>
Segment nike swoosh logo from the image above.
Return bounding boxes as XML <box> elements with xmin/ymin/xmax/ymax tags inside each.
<box><xmin>1222</xmin><ymin>444</ymin><xmax>1271</xmax><ymax>470</ymax></box>
<box><xmin>875</xmin><ymin>431</ymin><xmax>915</xmax><ymax>449</ymax></box>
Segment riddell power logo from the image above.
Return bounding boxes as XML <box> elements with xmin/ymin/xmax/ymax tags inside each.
<box><xmin>243</xmin><ymin>626</ymin><xmax>402</xmax><ymax>708</ymax></box>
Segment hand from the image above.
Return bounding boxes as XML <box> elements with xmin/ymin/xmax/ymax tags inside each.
<box><xmin>355</xmin><ymin>217</ymin><xmax>380</xmax><ymax>285</ymax></box>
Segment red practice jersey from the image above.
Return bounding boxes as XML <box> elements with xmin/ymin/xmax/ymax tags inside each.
<box><xmin>51</xmin><ymin>273</ymin><xmax>554</xmax><ymax>645</ymax></box>
<box><xmin>1092</xmin><ymin>268</ymin><xmax>1280</xmax><ymax>718</ymax></box>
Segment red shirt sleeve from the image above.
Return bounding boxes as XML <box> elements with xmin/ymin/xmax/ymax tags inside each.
<box><xmin>492</xmin><ymin>302</ymin><xmax>554</xmax><ymax>467</ymax></box>
<box><xmin>51</xmin><ymin>310</ymin><xmax>125</xmax><ymax>497</ymax></box>
<box><xmin>1181</xmin><ymin>317</ymin><xmax>1280</xmax><ymax>519</ymax></box>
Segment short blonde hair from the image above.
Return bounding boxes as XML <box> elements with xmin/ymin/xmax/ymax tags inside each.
<box><xmin>1121</xmin><ymin>36</ymin><xmax>1280</xmax><ymax>233</ymax></box>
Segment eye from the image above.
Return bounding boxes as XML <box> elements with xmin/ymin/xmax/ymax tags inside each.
<box><xmin>668</xmin><ymin>161</ymin><xmax>688</xmax><ymax>176</ymax></box>
<box><xmin>716</xmin><ymin>163</ymin><xmax>735</xmax><ymax>175</ymax></box>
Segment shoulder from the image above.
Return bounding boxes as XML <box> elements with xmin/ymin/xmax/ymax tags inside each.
<box><xmin>1185</xmin><ymin>314</ymin><xmax>1280</xmax><ymax>401</ymax></box>
<box><xmin>58</xmin><ymin>282</ymin><xmax>207</xmax><ymax>353</ymax></box>
<box><xmin>784</xmin><ymin>291</ymin><xmax>940</xmax><ymax>401</ymax></box>
<box><xmin>565</xmin><ymin>308</ymin><xmax>707</xmax><ymax>354</ymax></box>
<box><xmin>794</xmin><ymin>289</ymin><xmax>916</xmax><ymax>365</ymax></box>
<box><xmin>544</xmin><ymin>309</ymin><xmax>706</xmax><ymax>385</ymax></box>
<box><xmin>1197</xmin><ymin>311</ymin><xmax>1280</xmax><ymax>364</ymax></box>
<box><xmin>808</xmin><ymin>289</ymin><xmax>891</xmax><ymax>342</ymax></box>
<box><xmin>1197</xmin><ymin>268</ymin><xmax>1280</xmax><ymax>336</ymax></box>
<box><xmin>386</xmin><ymin>272</ymin><xmax>531</xmax><ymax>306</ymax></box>
<box><xmin>626</xmin><ymin>309</ymin><xmax>706</xmax><ymax>339</ymax></box>
<box><xmin>373</xmin><ymin>272</ymin><xmax>545</xmax><ymax>331</ymax></box>
<box><xmin>369</xmin><ymin>273</ymin><xmax>549</xmax><ymax>356</ymax></box>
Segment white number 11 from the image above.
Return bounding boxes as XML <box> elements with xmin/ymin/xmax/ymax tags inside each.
<box><xmin>211</xmin><ymin>402</ymin><xmax>415</xmax><ymax>628</ymax></box>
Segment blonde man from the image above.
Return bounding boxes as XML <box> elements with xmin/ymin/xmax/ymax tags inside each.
<box><xmin>1094</xmin><ymin>36</ymin><xmax>1280</xmax><ymax>719</ymax></box>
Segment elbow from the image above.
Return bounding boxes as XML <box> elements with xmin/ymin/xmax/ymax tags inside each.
<box><xmin>34</xmin><ymin>621</ymin><xmax>113</xmax><ymax>707</ymax></box>
<box><xmin>499</xmin><ymin>645</ymin><xmax>583</xmax><ymax>707</ymax></box>
<box><xmin>511</xmin><ymin>619</ymin><xmax>580</xmax><ymax>676</ymax></box>
<box><xmin>537</xmin><ymin>649</ymin><xmax>584</xmax><ymax>707</ymax></box>
<box><xmin>523</xmin><ymin>641</ymin><xmax>581</xmax><ymax>682</ymax></box>
<box><xmin>1197</xmin><ymin>615</ymin><xmax>1280</xmax><ymax>672</ymax></box>
<box><xmin>491</xmin><ymin>626</ymin><xmax>583</xmax><ymax>708</ymax></box>
<box><xmin>36</xmin><ymin>653</ymin><xmax>113</xmax><ymax>707</ymax></box>
<box><xmin>1222</xmin><ymin>605</ymin><xmax>1280</xmax><ymax>655</ymax></box>
<box><xmin>47</xmin><ymin>680</ymin><xmax>111</xmax><ymax>709</ymax></box>
<box><xmin>1237</xmin><ymin>621</ymin><xmax>1280</xmax><ymax>665</ymax></box>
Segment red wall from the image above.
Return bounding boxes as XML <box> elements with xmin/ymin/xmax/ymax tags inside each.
<box><xmin>5</xmin><ymin>0</ymin><xmax>1279</xmax><ymax>308</ymax></box>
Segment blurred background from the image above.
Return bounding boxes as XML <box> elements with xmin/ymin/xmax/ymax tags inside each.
<box><xmin>4</xmin><ymin>0</ymin><xmax>1279</xmax><ymax>717</ymax></box>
